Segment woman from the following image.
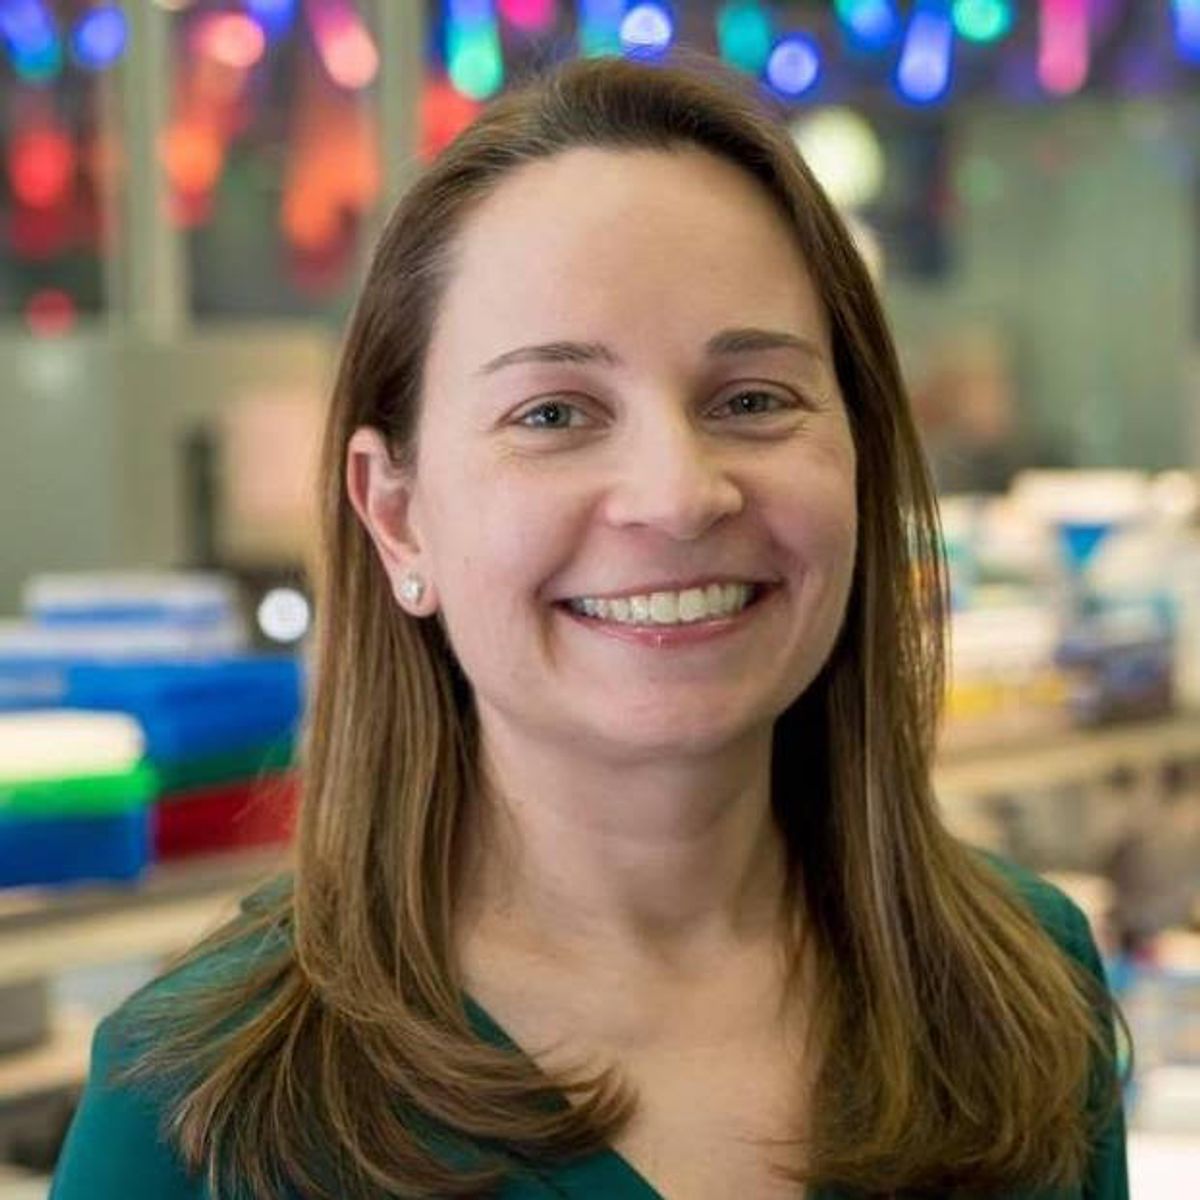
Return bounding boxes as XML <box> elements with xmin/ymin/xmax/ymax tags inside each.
<box><xmin>53</xmin><ymin>57</ymin><xmax>1128</xmax><ymax>1199</ymax></box>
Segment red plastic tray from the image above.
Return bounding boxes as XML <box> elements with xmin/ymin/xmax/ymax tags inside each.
<box><xmin>153</xmin><ymin>773</ymin><xmax>298</xmax><ymax>860</ymax></box>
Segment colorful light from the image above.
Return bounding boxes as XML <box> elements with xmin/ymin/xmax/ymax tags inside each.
<box><xmin>1172</xmin><ymin>0</ymin><xmax>1200</xmax><ymax>64</ymax></box>
<box><xmin>498</xmin><ymin>0</ymin><xmax>555</xmax><ymax>32</ymax></box>
<box><xmin>619</xmin><ymin>2</ymin><xmax>673</xmax><ymax>55</ymax></box>
<box><xmin>0</xmin><ymin>0</ymin><xmax>55</xmax><ymax>54</ymax></box>
<box><xmin>792</xmin><ymin>108</ymin><xmax>885</xmax><ymax>209</ymax></box>
<box><xmin>579</xmin><ymin>0</ymin><xmax>624</xmax><ymax>55</ymax></box>
<box><xmin>1038</xmin><ymin>0</ymin><xmax>1089</xmax><ymax>95</ymax></box>
<box><xmin>895</xmin><ymin>3</ymin><xmax>954</xmax><ymax>104</ymax></box>
<box><xmin>1</xmin><ymin>0</ymin><xmax>61</xmax><ymax>81</ymax></box>
<box><xmin>448</xmin><ymin>0</ymin><xmax>503</xmax><ymax>99</ymax></box>
<box><xmin>245</xmin><ymin>0</ymin><xmax>297</xmax><ymax>39</ymax></box>
<box><xmin>766</xmin><ymin>34</ymin><xmax>822</xmax><ymax>98</ymax></box>
<box><xmin>13</xmin><ymin>34</ymin><xmax>59</xmax><ymax>81</ymax></box>
<box><xmin>305</xmin><ymin>0</ymin><xmax>379</xmax><ymax>89</ymax></box>
<box><xmin>716</xmin><ymin>2</ymin><xmax>772</xmax><ymax>74</ymax></box>
<box><xmin>70</xmin><ymin>4</ymin><xmax>128</xmax><ymax>70</ymax></box>
<box><xmin>8</xmin><ymin>125</ymin><xmax>75</xmax><ymax>209</ymax></box>
<box><xmin>25</xmin><ymin>288</ymin><xmax>76</xmax><ymax>338</ymax></box>
<box><xmin>191</xmin><ymin>12</ymin><xmax>266</xmax><ymax>69</ymax></box>
<box><xmin>421</xmin><ymin>78</ymin><xmax>482</xmax><ymax>160</ymax></box>
<box><xmin>951</xmin><ymin>0</ymin><xmax>1012</xmax><ymax>43</ymax></box>
<box><xmin>159</xmin><ymin>121</ymin><xmax>224</xmax><ymax>197</ymax></box>
<box><xmin>835</xmin><ymin>0</ymin><xmax>900</xmax><ymax>52</ymax></box>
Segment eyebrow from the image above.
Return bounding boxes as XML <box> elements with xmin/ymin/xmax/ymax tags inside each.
<box><xmin>477</xmin><ymin>327</ymin><xmax>826</xmax><ymax>376</ymax></box>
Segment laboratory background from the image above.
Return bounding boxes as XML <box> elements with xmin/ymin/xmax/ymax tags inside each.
<box><xmin>0</xmin><ymin>1</ymin><xmax>1198</xmax><ymax>1195</ymax></box>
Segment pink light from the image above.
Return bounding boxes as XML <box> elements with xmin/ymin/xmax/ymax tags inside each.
<box><xmin>1039</xmin><ymin>0</ymin><xmax>1090</xmax><ymax>95</ymax></box>
<box><xmin>191</xmin><ymin>13</ymin><xmax>266</xmax><ymax>70</ymax></box>
<box><xmin>498</xmin><ymin>0</ymin><xmax>555</xmax><ymax>31</ymax></box>
<box><xmin>26</xmin><ymin>288</ymin><xmax>76</xmax><ymax>338</ymax></box>
<box><xmin>304</xmin><ymin>0</ymin><xmax>378</xmax><ymax>89</ymax></box>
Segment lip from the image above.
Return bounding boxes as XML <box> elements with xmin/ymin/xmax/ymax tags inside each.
<box><xmin>555</xmin><ymin>583</ymin><xmax>777</xmax><ymax>647</ymax></box>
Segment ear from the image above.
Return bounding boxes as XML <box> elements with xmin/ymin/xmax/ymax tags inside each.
<box><xmin>346</xmin><ymin>427</ymin><xmax>437</xmax><ymax>615</ymax></box>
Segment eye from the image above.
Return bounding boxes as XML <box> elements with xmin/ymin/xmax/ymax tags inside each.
<box><xmin>710</xmin><ymin>388</ymin><xmax>797</xmax><ymax>419</ymax></box>
<box><xmin>514</xmin><ymin>399</ymin><xmax>595</xmax><ymax>430</ymax></box>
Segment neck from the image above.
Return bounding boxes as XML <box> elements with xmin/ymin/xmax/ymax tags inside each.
<box><xmin>457</xmin><ymin>711</ymin><xmax>790</xmax><ymax>975</ymax></box>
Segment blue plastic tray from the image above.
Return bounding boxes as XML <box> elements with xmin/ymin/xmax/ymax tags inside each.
<box><xmin>0</xmin><ymin>808</ymin><xmax>151</xmax><ymax>888</ymax></box>
<box><xmin>0</xmin><ymin>655</ymin><xmax>305</xmax><ymax>762</ymax></box>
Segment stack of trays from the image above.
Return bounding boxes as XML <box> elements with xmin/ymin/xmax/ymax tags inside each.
<box><xmin>0</xmin><ymin>572</ymin><xmax>306</xmax><ymax>884</ymax></box>
<box><xmin>153</xmin><ymin>728</ymin><xmax>299</xmax><ymax>861</ymax></box>
<box><xmin>21</xmin><ymin>571</ymin><xmax>248</xmax><ymax>656</ymax></box>
<box><xmin>0</xmin><ymin>711</ymin><xmax>155</xmax><ymax>887</ymax></box>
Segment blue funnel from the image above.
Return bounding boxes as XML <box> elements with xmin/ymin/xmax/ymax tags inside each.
<box><xmin>1057</xmin><ymin>520</ymin><xmax>1114</xmax><ymax>576</ymax></box>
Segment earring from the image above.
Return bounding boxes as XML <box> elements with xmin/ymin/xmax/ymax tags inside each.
<box><xmin>398</xmin><ymin>572</ymin><xmax>426</xmax><ymax>608</ymax></box>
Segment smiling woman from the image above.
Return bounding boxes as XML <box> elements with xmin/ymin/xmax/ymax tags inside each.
<box><xmin>52</xmin><ymin>55</ymin><xmax>1127</xmax><ymax>1200</ymax></box>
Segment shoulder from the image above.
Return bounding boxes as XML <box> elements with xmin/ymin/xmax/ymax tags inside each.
<box><xmin>969</xmin><ymin>847</ymin><xmax>1104</xmax><ymax>976</ymax></box>
<box><xmin>51</xmin><ymin>875</ymin><xmax>296</xmax><ymax>1200</ymax></box>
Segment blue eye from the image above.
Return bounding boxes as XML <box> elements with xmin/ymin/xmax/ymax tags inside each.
<box><xmin>714</xmin><ymin>389</ymin><xmax>793</xmax><ymax>418</ymax></box>
<box><xmin>516</xmin><ymin>400</ymin><xmax>590</xmax><ymax>429</ymax></box>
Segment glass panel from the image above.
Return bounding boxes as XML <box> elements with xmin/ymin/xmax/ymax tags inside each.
<box><xmin>0</xmin><ymin>0</ymin><xmax>121</xmax><ymax>327</ymax></box>
<box><xmin>165</xmin><ymin>0</ymin><xmax>382</xmax><ymax>321</ymax></box>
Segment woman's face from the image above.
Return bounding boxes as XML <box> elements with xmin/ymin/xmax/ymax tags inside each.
<box><xmin>398</xmin><ymin>147</ymin><xmax>857</xmax><ymax>761</ymax></box>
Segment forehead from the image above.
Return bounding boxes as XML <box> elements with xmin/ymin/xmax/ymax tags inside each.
<box><xmin>427</xmin><ymin>147</ymin><xmax>830</xmax><ymax>366</ymax></box>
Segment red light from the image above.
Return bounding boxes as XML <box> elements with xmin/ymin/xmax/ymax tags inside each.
<box><xmin>26</xmin><ymin>288</ymin><xmax>77</xmax><ymax>337</ymax></box>
<box><xmin>9</xmin><ymin>127</ymin><xmax>76</xmax><ymax>209</ymax></box>
<box><xmin>420</xmin><ymin>79</ymin><xmax>481</xmax><ymax>162</ymax></box>
<box><xmin>191</xmin><ymin>13</ymin><xmax>266</xmax><ymax>70</ymax></box>
<box><xmin>159</xmin><ymin>121</ymin><xmax>224</xmax><ymax>196</ymax></box>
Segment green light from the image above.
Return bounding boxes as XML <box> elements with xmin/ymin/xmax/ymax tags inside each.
<box><xmin>448</xmin><ymin>25</ymin><xmax>504</xmax><ymax>100</ymax></box>
<box><xmin>951</xmin><ymin>0</ymin><xmax>1013</xmax><ymax>44</ymax></box>
<box><xmin>14</xmin><ymin>39</ymin><xmax>64</xmax><ymax>85</ymax></box>
<box><xmin>580</xmin><ymin>22</ymin><xmax>622</xmax><ymax>57</ymax></box>
<box><xmin>717</xmin><ymin>1</ymin><xmax>772</xmax><ymax>74</ymax></box>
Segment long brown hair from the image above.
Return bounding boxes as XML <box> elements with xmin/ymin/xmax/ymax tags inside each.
<box><xmin>120</xmin><ymin>56</ymin><xmax>1124</xmax><ymax>1198</ymax></box>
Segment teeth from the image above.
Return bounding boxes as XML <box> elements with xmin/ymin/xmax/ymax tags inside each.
<box><xmin>677</xmin><ymin>588</ymin><xmax>706</xmax><ymax>622</ymax></box>
<box><xmin>567</xmin><ymin>583</ymin><xmax>757</xmax><ymax>626</ymax></box>
<box><xmin>650</xmin><ymin>592</ymin><xmax>678</xmax><ymax>624</ymax></box>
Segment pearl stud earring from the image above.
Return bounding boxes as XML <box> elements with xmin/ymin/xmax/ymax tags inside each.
<box><xmin>398</xmin><ymin>573</ymin><xmax>425</xmax><ymax>607</ymax></box>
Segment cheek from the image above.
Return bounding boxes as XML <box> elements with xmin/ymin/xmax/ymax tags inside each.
<box><xmin>423</xmin><ymin>462</ymin><xmax>583</xmax><ymax>623</ymax></box>
<box><xmin>771</xmin><ymin>444</ymin><xmax>858</xmax><ymax>574</ymax></box>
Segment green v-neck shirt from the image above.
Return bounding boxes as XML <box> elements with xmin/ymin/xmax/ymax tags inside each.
<box><xmin>51</xmin><ymin>853</ymin><xmax>1128</xmax><ymax>1199</ymax></box>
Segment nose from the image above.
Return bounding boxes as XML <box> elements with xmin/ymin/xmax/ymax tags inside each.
<box><xmin>602</xmin><ymin>414</ymin><xmax>745</xmax><ymax>541</ymax></box>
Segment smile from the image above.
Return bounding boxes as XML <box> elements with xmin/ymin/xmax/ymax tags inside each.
<box><xmin>562</xmin><ymin>582</ymin><xmax>765</xmax><ymax>627</ymax></box>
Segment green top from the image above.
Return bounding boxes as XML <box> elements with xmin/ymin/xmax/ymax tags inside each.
<box><xmin>51</xmin><ymin>853</ymin><xmax>1128</xmax><ymax>1199</ymax></box>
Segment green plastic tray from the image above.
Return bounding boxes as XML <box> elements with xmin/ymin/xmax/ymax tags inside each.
<box><xmin>155</xmin><ymin>737</ymin><xmax>295</xmax><ymax>795</ymax></box>
<box><xmin>0</xmin><ymin>762</ymin><xmax>159</xmax><ymax>820</ymax></box>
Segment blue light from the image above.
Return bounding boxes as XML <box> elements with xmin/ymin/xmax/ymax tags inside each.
<box><xmin>835</xmin><ymin>0</ymin><xmax>900</xmax><ymax>52</ymax></box>
<box><xmin>766</xmin><ymin>34</ymin><xmax>821</xmax><ymax>98</ymax></box>
<box><xmin>70</xmin><ymin>4</ymin><xmax>127</xmax><ymax>71</ymax></box>
<box><xmin>1173</xmin><ymin>0</ymin><xmax>1200</xmax><ymax>64</ymax></box>
<box><xmin>619</xmin><ymin>3</ymin><xmax>673</xmax><ymax>55</ymax></box>
<box><xmin>245</xmin><ymin>0</ymin><xmax>297</xmax><ymax>40</ymax></box>
<box><xmin>895</xmin><ymin>5</ymin><xmax>954</xmax><ymax>104</ymax></box>
<box><xmin>580</xmin><ymin>0</ymin><xmax>625</xmax><ymax>56</ymax></box>
<box><xmin>0</xmin><ymin>0</ymin><xmax>55</xmax><ymax>56</ymax></box>
<box><xmin>449</xmin><ymin>0</ymin><xmax>497</xmax><ymax>24</ymax></box>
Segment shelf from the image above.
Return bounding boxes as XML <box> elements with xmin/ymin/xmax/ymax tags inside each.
<box><xmin>934</xmin><ymin>711</ymin><xmax>1200</xmax><ymax>799</ymax></box>
<box><xmin>0</xmin><ymin>847</ymin><xmax>287</xmax><ymax>989</ymax></box>
<box><xmin>0</xmin><ymin>1008</ymin><xmax>94</xmax><ymax>1106</ymax></box>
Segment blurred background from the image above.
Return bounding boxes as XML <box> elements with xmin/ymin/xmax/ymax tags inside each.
<box><xmin>0</xmin><ymin>1</ymin><xmax>1197</xmax><ymax>1195</ymax></box>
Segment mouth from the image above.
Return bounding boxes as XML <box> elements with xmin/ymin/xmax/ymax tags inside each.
<box><xmin>556</xmin><ymin>581</ymin><xmax>773</xmax><ymax>628</ymax></box>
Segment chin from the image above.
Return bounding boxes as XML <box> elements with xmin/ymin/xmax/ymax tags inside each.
<box><xmin>582</xmin><ymin>708</ymin><xmax>773</xmax><ymax>763</ymax></box>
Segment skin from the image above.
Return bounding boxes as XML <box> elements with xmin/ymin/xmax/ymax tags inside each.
<box><xmin>347</xmin><ymin>146</ymin><xmax>857</xmax><ymax>991</ymax></box>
